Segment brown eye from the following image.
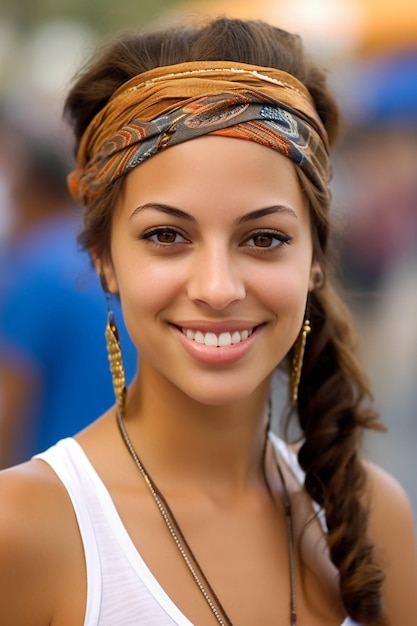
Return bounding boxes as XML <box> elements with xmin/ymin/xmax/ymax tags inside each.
<box><xmin>156</xmin><ymin>229</ymin><xmax>177</xmax><ymax>243</ymax></box>
<box><xmin>139</xmin><ymin>227</ymin><xmax>188</xmax><ymax>246</ymax></box>
<box><xmin>243</xmin><ymin>230</ymin><xmax>291</xmax><ymax>250</ymax></box>
<box><xmin>253</xmin><ymin>234</ymin><xmax>274</xmax><ymax>247</ymax></box>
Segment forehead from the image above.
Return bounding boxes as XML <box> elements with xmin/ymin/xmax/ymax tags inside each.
<box><xmin>117</xmin><ymin>136</ymin><xmax>309</xmax><ymax>220</ymax></box>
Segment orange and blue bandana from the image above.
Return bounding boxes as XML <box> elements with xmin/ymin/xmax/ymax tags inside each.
<box><xmin>68</xmin><ymin>62</ymin><xmax>331</xmax><ymax>206</ymax></box>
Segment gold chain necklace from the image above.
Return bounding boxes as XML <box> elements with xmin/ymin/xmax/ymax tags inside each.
<box><xmin>116</xmin><ymin>407</ymin><xmax>297</xmax><ymax>625</ymax></box>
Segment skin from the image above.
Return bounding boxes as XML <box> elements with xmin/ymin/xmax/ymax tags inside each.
<box><xmin>0</xmin><ymin>136</ymin><xmax>416</xmax><ymax>626</ymax></box>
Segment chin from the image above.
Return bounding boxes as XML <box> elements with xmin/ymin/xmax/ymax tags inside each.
<box><xmin>180</xmin><ymin>378</ymin><xmax>267</xmax><ymax>408</ymax></box>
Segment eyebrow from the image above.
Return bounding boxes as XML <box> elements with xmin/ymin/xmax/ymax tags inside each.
<box><xmin>237</xmin><ymin>205</ymin><xmax>298</xmax><ymax>223</ymax></box>
<box><xmin>130</xmin><ymin>203</ymin><xmax>196</xmax><ymax>222</ymax></box>
<box><xmin>129</xmin><ymin>202</ymin><xmax>298</xmax><ymax>222</ymax></box>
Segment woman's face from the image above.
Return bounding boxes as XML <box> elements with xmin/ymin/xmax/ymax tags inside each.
<box><xmin>101</xmin><ymin>136</ymin><xmax>319</xmax><ymax>406</ymax></box>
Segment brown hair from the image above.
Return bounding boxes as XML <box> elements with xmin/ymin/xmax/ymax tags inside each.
<box><xmin>64</xmin><ymin>17</ymin><xmax>386</xmax><ymax>625</ymax></box>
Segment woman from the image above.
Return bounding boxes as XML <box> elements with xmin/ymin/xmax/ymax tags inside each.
<box><xmin>0</xmin><ymin>17</ymin><xmax>415</xmax><ymax>626</ymax></box>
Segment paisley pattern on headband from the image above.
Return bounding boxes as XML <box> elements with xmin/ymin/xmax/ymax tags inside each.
<box><xmin>68</xmin><ymin>90</ymin><xmax>330</xmax><ymax>206</ymax></box>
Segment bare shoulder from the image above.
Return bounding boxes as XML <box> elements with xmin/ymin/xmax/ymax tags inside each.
<box><xmin>0</xmin><ymin>459</ymin><xmax>85</xmax><ymax>625</ymax></box>
<box><xmin>363</xmin><ymin>461</ymin><xmax>416</xmax><ymax>535</ymax></box>
<box><xmin>363</xmin><ymin>461</ymin><xmax>417</xmax><ymax>624</ymax></box>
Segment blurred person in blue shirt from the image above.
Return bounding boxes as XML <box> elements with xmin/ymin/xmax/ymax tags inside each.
<box><xmin>0</xmin><ymin>113</ymin><xmax>136</xmax><ymax>467</ymax></box>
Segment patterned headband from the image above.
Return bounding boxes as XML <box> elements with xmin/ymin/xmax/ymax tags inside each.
<box><xmin>68</xmin><ymin>61</ymin><xmax>331</xmax><ymax>206</ymax></box>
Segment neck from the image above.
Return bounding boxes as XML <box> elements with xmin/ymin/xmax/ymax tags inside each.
<box><xmin>122</xmin><ymin>371</ymin><xmax>271</xmax><ymax>501</ymax></box>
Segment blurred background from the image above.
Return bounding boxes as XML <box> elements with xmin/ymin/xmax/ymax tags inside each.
<box><xmin>0</xmin><ymin>0</ymin><xmax>416</xmax><ymax>512</ymax></box>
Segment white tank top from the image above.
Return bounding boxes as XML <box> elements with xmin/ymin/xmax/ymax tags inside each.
<box><xmin>36</xmin><ymin>437</ymin><xmax>362</xmax><ymax>626</ymax></box>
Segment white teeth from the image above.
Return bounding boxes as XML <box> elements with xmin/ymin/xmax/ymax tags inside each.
<box><xmin>194</xmin><ymin>331</ymin><xmax>205</xmax><ymax>344</ymax></box>
<box><xmin>218</xmin><ymin>332</ymin><xmax>232</xmax><ymax>347</ymax></box>
<box><xmin>181</xmin><ymin>328</ymin><xmax>253</xmax><ymax>347</ymax></box>
<box><xmin>204</xmin><ymin>333</ymin><xmax>218</xmax><ymax>347</ymax></box>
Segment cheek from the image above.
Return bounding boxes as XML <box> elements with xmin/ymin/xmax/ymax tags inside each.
<box><xmin>251</xmin><ymin>259</ymin><xmax>311</xmax><ymax>313</ymax></box>
<box><xmin>116</xmin><ymin>261</ymin><xmax>182</xmax><ymax>327</ymax></box>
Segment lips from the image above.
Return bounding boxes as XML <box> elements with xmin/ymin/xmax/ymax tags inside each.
<box><xmin>171</xmin><ymin>322</ymin><xmax>262</xmax><ymax>365</ymax></box>
<box><xmin>181</xmin><ymin>328</ymin><xmax>253</xmax><ymax>347</ymax></box>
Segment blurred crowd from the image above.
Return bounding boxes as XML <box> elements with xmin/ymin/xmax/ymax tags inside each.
<box><xmin>0</xmin><ymin>96</ymin><xmax>137</xmax><ymax>467</ymax></box>
<box><xmin>0</xmin><ymin>3</ymin><xmax>416</xmax><ymax>512</ymax></box>
<box><xmin>330</xmin><ymin>53</ymin><xmax>417</xmax><ymax>512</ymax></box>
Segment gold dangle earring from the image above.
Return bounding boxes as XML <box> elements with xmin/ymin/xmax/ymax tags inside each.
<box><xmin>100</xmin><ymin>272</ymin><xmax>127</xmax><ymax>417</ymax></box>
<box><xmin>290</xmin><ymin>272</ymin><xmax>322</xmax><ymax>406</ymax></box>
<box><xmin>290</xmin><ymin>315</ymin><xmax>311</xmax><ymax>407</ymax></box>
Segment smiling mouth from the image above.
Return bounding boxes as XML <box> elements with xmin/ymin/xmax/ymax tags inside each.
<box><xmin>180</xmin><ymin>327</ymin><xmax>255</xmax><ymax>347</ymax></box>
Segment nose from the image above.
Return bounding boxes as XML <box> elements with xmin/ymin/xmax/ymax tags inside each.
<box><xmin>187</xmin><ymin>244</ymin><xmax>246</xmax><ymax>310</ymax></box>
